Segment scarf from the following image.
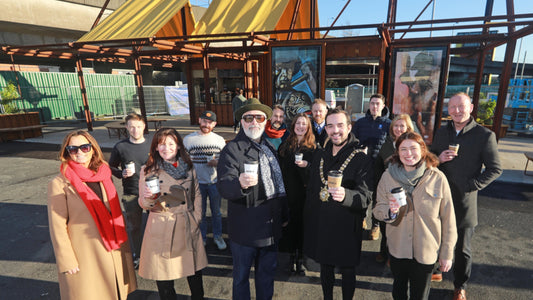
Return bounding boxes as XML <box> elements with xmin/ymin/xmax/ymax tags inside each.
<box><xmin>257</xmin><ymin>141</ymin><xmax>286</xmax><ymax>200</ymax></box>
<box><xmin>62</xmin><ymin>160</ymin><xmax>128</xmax><ymax>251</ymax></box>
<box><xmin>160</xmin><ymin>158</ymin><xmax>189</xmax><ymax>180</ymax></box>
<box><xmin>388</xmin><ymin>161</ymin><xmax>427</xmax><ymax>195</ymax></box>
<box><xmin>264</xmin><ymin>120</ymin><xmax>287</xmax><ymax>139</ymax></box>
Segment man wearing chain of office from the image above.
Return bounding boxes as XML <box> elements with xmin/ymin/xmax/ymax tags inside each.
<box><xmin>303</xmin><ymin>108</ymin><xmax>374</xmax><ymax>300</ymax></box>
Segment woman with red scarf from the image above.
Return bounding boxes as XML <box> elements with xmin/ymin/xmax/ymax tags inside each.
<box><xmin>47</xmin><ymin>130</ymin><xmax>137</xmax><ymax>300</ymax></box>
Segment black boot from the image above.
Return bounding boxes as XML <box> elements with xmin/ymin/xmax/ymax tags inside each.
<box><xmin>295</xmin><ymin>250</ymin><xmax>306</xmax><ymax>276</ymax></box>
<box><xmin>288</xmin><ymin>253</ymin><xmax>296</xmax><ymax>274</ymax></box>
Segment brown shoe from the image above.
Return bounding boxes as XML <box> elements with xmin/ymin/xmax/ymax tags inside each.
<box><xmin>431</xmin><ymin>273</ymin><xmax>442</xmax><ymax>282</ymax></box>
<box><xmin>453</xmin><ymin>289</ymin><xmax>466</xmax><ymax>300</ymax></box>
<box><xmin>370</xmin><ymin>226</ymin><xmax>380</xmax><ymax>240</ymax></box>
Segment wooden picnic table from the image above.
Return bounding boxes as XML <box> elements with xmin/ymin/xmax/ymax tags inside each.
<box><xmin>146</xmin><ymin>116</ymin><xmax>171</xmax><ymax>130</ymax></box>
<box><xmin>104</xmin><ymin>121</ymin><xmax>128</xmax><ymax>139</ymax></box>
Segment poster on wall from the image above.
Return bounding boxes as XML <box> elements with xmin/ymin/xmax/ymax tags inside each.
<box><xmin>391</xmin><ymin>46</ymin><xmax>448</xmax><ymax>145</ymax></box>
<box><xmin>272</xmin><ymin>45</ymin><xmax>321</xmax><ymax>120</ymax></box>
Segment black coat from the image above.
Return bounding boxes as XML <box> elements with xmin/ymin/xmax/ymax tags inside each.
<box><xmin>311</xmin><ymin>120</ymin><xmax>329</xmax><ymax>148</ymax></box>
<box><xmin>303</xmin><ymin>134</ymin><xmax>373</xmax><ymax>267</ymax></box>
<box><xmin>374</xmin><ymin>136</ymin><xmax>395</xmax><ymax>188</ymax></box>
<box><xmin>277</xmin><ymin>141</ymin><xmax>315</xmax><ymax>252</ymax></box>
<box><xmin>351</xmin><ymin>107</ymin><xmax>391</xmax><ymax>160</ymax></box>
<box><xmin>216</xmin><ymin>130</ymin><xmax>288</xmax><ymax>247</ymax></box>
<box><xmin>431</xmin><ymin>118</ymin><xmax>502</xmax><ymax>228</ymax></box>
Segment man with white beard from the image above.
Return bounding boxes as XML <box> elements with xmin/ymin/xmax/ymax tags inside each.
<box><xmin>217</xmin><ymin>98</ymin><xmax>288</xmax><ymax>300</ymax></box>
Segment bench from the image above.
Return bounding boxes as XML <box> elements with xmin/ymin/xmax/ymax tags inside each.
<box><xmin>524</xmin><ymin>152</ymin><xmax>533</xmax><ymax>176</ymax></box>
<box><xmin>0</xmin><ymin>125</ymin><xmax>48</xmax><ymax>142</ymax></box>
<box><xmin>104</xmin><ymin>121</ymin><xmax>128</xmax><ymax>139</ymax></box>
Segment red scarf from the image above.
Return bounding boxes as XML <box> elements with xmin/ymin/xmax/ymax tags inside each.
<box><xmin>264</xmin><ymin>120</ymin><xmax>286</xmax><ymax>138</ymax></box>
<box><xmin>62</xmin><ymin>160</ymin><xmax>128</xmax><ymax>251</ymax></box>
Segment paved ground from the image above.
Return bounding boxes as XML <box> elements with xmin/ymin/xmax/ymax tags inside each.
<box><xmin>1</xmin><ymin>118</ymin><xmax>533</xmax><ymax>299</ymax></box>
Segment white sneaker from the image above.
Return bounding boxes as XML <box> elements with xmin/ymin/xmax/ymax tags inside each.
<box><xmin>214</xmin><ymin>236</ymin><xmax>227</xmax><ymax>250</ymax></box>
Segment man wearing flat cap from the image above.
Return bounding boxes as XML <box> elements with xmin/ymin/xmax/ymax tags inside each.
<box><xmin>217</xmin><ymin>98</ymin><xmax>288</xmax><ymax>300</ymax></box>
<box><xmin>184</xmin><ymin>110</ymin><xmax>227</xmax><ymax>251</ymax></box>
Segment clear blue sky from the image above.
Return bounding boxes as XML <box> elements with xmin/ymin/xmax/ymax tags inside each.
<box><xmin>317</xmin><ymin>0</ymin><xmax>533</xmax><ymax>63</ymax></box>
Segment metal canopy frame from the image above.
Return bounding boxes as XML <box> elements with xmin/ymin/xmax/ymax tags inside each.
<box><xmin>1</xmin><ymin>0</ymin><xmax>532</xmax><ymax>138</ymax></box>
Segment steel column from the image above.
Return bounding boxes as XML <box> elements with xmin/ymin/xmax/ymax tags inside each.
<box><xmin>133</xmin><ymin>51</ymin><xmax>148</xmax><ymax>133</ymax></box>
<box><xmin>202</xmin><ymin>51</ymin><xmax>211</xmax><ymax>110</ymax></box>
<box><xmin>75</xmin><ymin>58</ymin><xmax>93</xmax><ymax>131</ymax></box>
<box><xmin>472</xmin><ymin>51</ymin><xmax>486</xmax><ymax>120</ymax></box>
<box><xmin>493</xmin><ymin>0</ymin><xmax>516</xmax><ymax>140</ymax></box>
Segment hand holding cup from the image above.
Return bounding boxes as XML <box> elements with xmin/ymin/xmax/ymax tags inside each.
<box><xmin>240</xmin><ymin>161</ymin><xmax>259</xmax><ymax>189</ymax></box>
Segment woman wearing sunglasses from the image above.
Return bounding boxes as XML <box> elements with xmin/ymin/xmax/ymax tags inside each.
<box><xmin>138</xmin><ymin>128</ymin><xmax>207</xmax><ymax>300</ymax></box>
<box><xmin>47</xmin><ymin>130</ymin><xmax>137</xmax><ymax>300</ymax></box>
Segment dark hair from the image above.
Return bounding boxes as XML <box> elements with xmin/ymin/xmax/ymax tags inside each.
<box><xmin>272</xmin><ymin>104</ymin><xmax>284</xmax><ymax>113</ymax></box>
<box><xmin>370</xmin><ymin>94</ymin><xmax>386</xmax><ymax>103</ymax></box>
<box><xmin>144</xmin><ymin>128</ymin><xmax>192</xmax><ymax>174</ymax></box>
<box><xmin>389</xmin><ymin>132</ymin><xmax>439</xmax><ymax>168</ymax></box>
<box><xmin>125</xmin><ymin>113</ymin><xmax>145</xmax><ymax>124</ymax></box>
<box><xmin>326</xmin><ymin>108</ymin><xmax>351</xmax><ymax>126</ymax></box>
<box><xmin>59</xmin><ymin>130</ymin><xmax>105</xmax><ymax>173</ymax></box>
<box><xmin>279</xmin><ymin>113</ymin><xmax>316</xmax><ymax>156</ymax></box>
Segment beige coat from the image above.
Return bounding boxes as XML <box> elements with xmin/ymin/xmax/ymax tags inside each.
<box><xmin>47</xmin><ymin>174</ymin><xmax>137</xmax><ymax>300</ymax></box>
<box><xmin>138</xmin><ymin>166</ymin><xmax>207</xmax><ymax>280</ymax></box>
<box><xmin>373</xmin><ymin>167</ymin><xmax>458</xmax><ymax>264</ymax></box>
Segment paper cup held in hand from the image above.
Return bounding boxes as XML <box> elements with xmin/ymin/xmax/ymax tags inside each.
<box><xmin>125</xmin><ymin>161</ymin><xmax>135</xmax><ymax>174</ymax></box>
<box><xmin>449</xmin><ymin>144</ymin><xmax>459</xmax><ymax>155</ymax></box>
<box><xmin>244</xmin><ymin>161</ymin><xmax>259</xmax><ymax>174</ymax></box>
<box><xmin>295</xmin><ymin>153</ymin><xmax>303</xmax><ymax>162</ymax></box>
<box><xmin>391</xmin><ymin>187</ymin><xmax>407</xmax><ymax>206</ymax></box>
<box><xmin>327</xmin><ymin>170</ymin><xmax>343</xmax><ymax>188</ymax></box>
<box><xmin>145</xmin><ymin>175</ymin><xmax>161</xmax><ymax>198</ymax></box>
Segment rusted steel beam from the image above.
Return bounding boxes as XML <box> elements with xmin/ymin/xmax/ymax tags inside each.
<box><xmin>75</xmin><ymin>58</ymin><xmax>93</xmax><ymax>131</ymax></box>
<box><xmin>287</xmin><ymin>0</ymin><xmax>302</xmax><ymax>40</ymax></box>
<box><xmin>399</xmin><ymin>0</ymin><xmax>434</xmax><ymax>39</ymax></box>
<box><xmin>493</xmin><ymin>0</ymin><xmax>517</xmax><ymax>141</ymax></box>
<box><xmin>203</xmin><ymin>51</ymin><xmax>211</xmax><ymax>111</ymax></box>
<box><xmin>133</xmin><ymin>48</ymin><xmax>148</xmax><ymax>133</ymax></box>
<box><xmin>391</xmin><ymin>20</ymin><xmax>532</xmax><ymax>34</ymax></box>
<box><xmin>472</xmin><ymin>50</ymin><xmax>486</xmax><ymax>120</ymax></box>
<box><xmin>323</xmin><ymin>0</ymin><xmax>352</xmax><ymax>38</ymax></box>
<box><xmin>91</xmin><ymin>0</ymin><xmax>110</xmax><ymax>29</ymax></box>
<box><xmin>482</xmin><ymin>24</ymin><xmax>533</xmax><ymax>51</ymax></box>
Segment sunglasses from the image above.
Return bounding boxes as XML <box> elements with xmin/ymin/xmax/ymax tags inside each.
<box><xmin>242</xmin><ymin>114</ymin><xmax>266</xmax><ymax>123</ymax></box>
<box><xmin>66</xmin><ymin>144</ymin><xmax>92</xmax><ymax>155</ymax></box>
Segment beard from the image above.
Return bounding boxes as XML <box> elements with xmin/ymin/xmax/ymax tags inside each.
<box><xmin>200</xmin><ymin>125</ymin><xmax>211</xmax><ymax>134</ymax></box>
<box><xmin>271</xmin><ymin>121</ymin><xmax>282</xmax><ymax>129</ymax></box>
<box><xmin>244</xmin><ymin>125</ymin><xmax>264</xmax><ymax>140</ymax></box>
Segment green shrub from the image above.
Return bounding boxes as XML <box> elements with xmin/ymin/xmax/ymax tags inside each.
<box><xmin>0</xmin><ymin>82</ymin><xmax>21</xmax><ymax>114</ymax></box>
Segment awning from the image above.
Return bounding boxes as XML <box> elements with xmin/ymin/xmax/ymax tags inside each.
<box><xmin>77</xmin><ymin>0</ymin><xmax>196</xmax><ymax>42</ymax></box>
<box><xmin>192</xmin><ymin>0</ymin><xmax>319</xmax><ymax>40</ymax></box>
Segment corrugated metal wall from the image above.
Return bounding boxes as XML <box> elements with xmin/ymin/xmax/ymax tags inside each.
<box><xmin>0</xmin><ymin>71</ymin><xmax>136</xmax><ymax>121</ymax></box>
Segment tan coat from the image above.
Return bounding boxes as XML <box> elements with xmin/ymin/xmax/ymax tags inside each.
<box><xmin>47</xmin><ymin>174</ymin><xmax>137</xmax><ymax>300</ymax></box>
<box><xmin>373</xmin><ymin>167</ymin><xmax>458</xmax><ymax>264</ymax></box>
<box><xmin>138</xmin><ymin>166</ymin><xmax>208</xmax><ymax>280</ymax></box>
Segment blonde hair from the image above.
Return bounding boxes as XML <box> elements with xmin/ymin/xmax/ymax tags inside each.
<box><xmin>390</xmin><ymin>114</ymin><xmax>415</xmax><ymax>139</ymax></box>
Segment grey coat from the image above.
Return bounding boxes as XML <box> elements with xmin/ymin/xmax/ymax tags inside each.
<box><xmin>431</xmin><ymin>117</ymin><xmax>502</xmax><ymax>228</ymax></box>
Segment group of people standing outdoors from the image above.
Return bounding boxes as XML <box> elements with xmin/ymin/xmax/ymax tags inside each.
<box><xmin>47</xmin><ymin>91</ymin><xmax>501</xmax><ymax>300</ymax></box>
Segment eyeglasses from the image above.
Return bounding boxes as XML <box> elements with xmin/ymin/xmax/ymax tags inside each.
<box><xmin>242</xmin><ymin>114</ymin><xmax>266</xmax><ymax>123</ymax></box>
<box><xmin>66</xmin><ymin>144</ymin><xmax>92</xmax><ymax>155</ymax></box>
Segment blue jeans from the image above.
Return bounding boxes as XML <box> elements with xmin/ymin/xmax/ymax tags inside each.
<box><xmin>230</xmin><ymin>241</ymin><xmax>277</xmax><ymax>300</ymax></box>
<box><xmin>199</xmin><ymin>183</ymin><xmax>223</xmax><ymax>241</ymax></box>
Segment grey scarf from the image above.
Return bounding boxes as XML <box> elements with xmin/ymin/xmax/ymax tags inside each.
<box><xmin>160</xmin><ymin>158</ymin><xmax>189</xmax><ymax>180</ymax></box>
<box><xmin>388</xmin><ymin>161</ymin><xmax>427</xmax><ymax>195</ymax></box>
<box><xmin>258</xmin><ymin>141</ymin><xmax>286</xmax><ymax>200</ymax></box>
